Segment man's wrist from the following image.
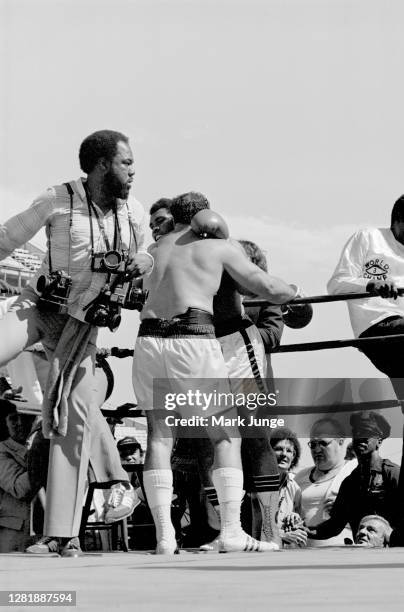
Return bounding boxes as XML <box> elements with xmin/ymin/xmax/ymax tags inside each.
<box><xmin>140</xmin><ymin>251</ymin><xmax>154</xmax><ymax>275</ymax></box>
<box><xmin>289</xmin><ymin>284</ymin><xmax>302</xmax><ymax>299</ymax></box>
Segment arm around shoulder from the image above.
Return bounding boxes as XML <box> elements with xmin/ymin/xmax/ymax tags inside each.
<box><xmin>222</xmin><ymin>243</ymin><xmax>297</xmax><ymax>304</ymax></box>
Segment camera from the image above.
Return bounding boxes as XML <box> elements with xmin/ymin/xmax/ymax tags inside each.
<box><xmin>84</xmin><ymin>277</ymin><xmax>148</xmax><ymax>332</ymax></box>
<box><xmin>92</xmin><ymin>250</ymin><xmax>127</xmax><ymax>273</ymax></box>
<box><xmin>121</xmin><ymin>280</ymin><xmax>149</xmax><ymax>312</ymax></box>
<box><xmin>84</xmin><ymin>289</ymin><xmax>122</xmax><ymax>332</ymax></box>
<box><xmin>36</xmin><ymin>270</ymin><xmax>72</xmax><ymax>314</ymax></box>
<box><xmin>105</xmin><ymin>275</ymin><xmax>148</xmax><ymax>313</ymax></box>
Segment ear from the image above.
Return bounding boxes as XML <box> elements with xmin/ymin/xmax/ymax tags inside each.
<box><xmin>97</xmin><ymin>157</ymin><xmax>110</xmax><ymax>173</ymax></box>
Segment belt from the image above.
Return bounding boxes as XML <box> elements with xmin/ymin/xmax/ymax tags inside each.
<box><xmin>139</xmin><ymin>308</ymin><xmax>216</xmax><ymax>338</ymax></box>
<box><xmin>214</xmin><ymin>315</ymin><xmax>253</xmax><ymax>338</ymax></box>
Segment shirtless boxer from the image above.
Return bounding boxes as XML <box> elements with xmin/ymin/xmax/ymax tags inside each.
<box><xmin>133</xmin><ymin>192</ymin><xmax>299</xmax><ymax>554</ymax></box>
<box><xmin>149</xmin><ymin>200</ymin><xmax>310</xmax><ymax>549</ymax></box>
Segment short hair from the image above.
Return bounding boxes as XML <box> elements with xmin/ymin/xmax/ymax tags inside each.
<box><xmin>170</xmin><ymin>191</ymin><xmax>210</xmax><ymax>225</ymax></box>
<box><xmin>149</xmin><ymin>198</ymin><xmax>173</xmax><ymax>216</ymax></box>
<box><xmin>359</xmin><ymin>515</ymin><xmax>391</xmax><ymax>530</ymax></box>
<box><xmin>238</xmin><ymin>240</ymin><xmax>268</xmax><ymax>272</ymax></box>
<box><xmin>270</xmin><ymin>426</ymin><xmax>301</xmax><ymax>470</ymax></box>
<box><xmin>391</xmin><ymin>195</ymin><xmax>404</xmax><ymax>225</ymax></box>
<box><xmin>310</xmin><ymin>417</ymin><xmax>345</xmax><ymax>438</ymax></box>
<box><xmin>79</xmin><ymin>130</ymin><xmax>129</xmax><ymax>174</ymax></box>
<box><xmin>356</xmin><ymin>515</ymin><xmax>392</xmax><ymax>545</ymax></box>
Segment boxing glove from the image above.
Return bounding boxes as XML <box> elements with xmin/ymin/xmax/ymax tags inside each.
<box><xmin>190</xmin><ymin>209</ymin><xmax>229</xmax><ymax>239</ymax></box>
<box><xmin>282</xmin><ymin>285</ymin><xmax>313</xmax><ymax>329</ymax></box>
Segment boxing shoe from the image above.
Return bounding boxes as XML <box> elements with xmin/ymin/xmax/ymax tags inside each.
<box><xmin>190</xmin><ymin>209</ymin><xmax>229</xmax><ymax>239</ymax></box>
<box><xmin>218</xmin><ymin>531</ymin><xmax>280</xmax><ymax>553</ymax></box>
<box><xmin>104</xmin><ymin>482</ymin><xmax>138</xmax><ymax>523</ymax></box>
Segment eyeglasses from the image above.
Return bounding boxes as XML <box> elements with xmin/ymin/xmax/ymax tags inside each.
<box><xmin>308</xmin><ymin>439</ymin><xmax>333</xmax><ymax>449</ymax></box>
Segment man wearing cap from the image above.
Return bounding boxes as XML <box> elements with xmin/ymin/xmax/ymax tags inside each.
<box><xmin>117</xmin><ymin>437</ymin><xmax>143</xmax><ymax>465</ymax></box>
<box><xmin>307</xmin><ymin>411</ymin><xmax>400</xmax><ymax>541</ymax></box>
<box><xmin>0</xmin><ymin>401</ymin><xmax>38</xmax><ymax>552</ymax></box>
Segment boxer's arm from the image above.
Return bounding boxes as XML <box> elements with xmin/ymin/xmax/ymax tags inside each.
<box><xmin>222</xmin><ymin>243</ymin><xmax>297</xmax><ymax>304</ymax></box>
<box><xmin>0</xmin><ymin>190</ymin><xmax>55</xmax><ymax>261</ymax></box>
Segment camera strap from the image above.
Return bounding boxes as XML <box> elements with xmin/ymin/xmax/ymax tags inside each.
<box><xmin>126</xmin><ymin>203</ymin><xmax>138</xmax><ymax>253</ymax></box>
<box><xmin>47</xmin><ymin>183</ymin><xmax>74</xmax><ymax>275</ymax></box>
<box><xmin>83</xmin><ymin>182</ymin><xmax>120</xmax><ymax>256</ymax></box>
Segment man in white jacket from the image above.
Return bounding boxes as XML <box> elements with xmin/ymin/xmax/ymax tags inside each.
<box><xmin>327</xmin><ymin>196</ymin><xmax>404</xmax><ymax>402</ymax></box>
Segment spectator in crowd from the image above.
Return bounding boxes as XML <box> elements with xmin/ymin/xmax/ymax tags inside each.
<box><xmin>0</xmin><ymin>399</ymin><xmax>15</xmax><ymax>441</ymax></box>
<box><xmin>354</xmin><ymin>514</ymin><xmax>392</xmax><ymax>547</ymax></box>
<box><xmin>0</xmin><ymin>403</ymin><xmax>38</xmax><ymax>552</ymax></box>
<box><xmin>296</xmin><ymin>417</ymin><xmax>357</xmax><ymax>546</ymax></box>
<box><xmin>269</xmin><ymin>427</ymin><xmax>307</xmax><ymax>548</ymax></box>
<box><xmin>307</xmin><ymin>411</ymin><xmax>400</xmax><ymax>541</ymax></box>
<box><xmin>117</xmin><ymin>437</ymin><xmax>144</xmax><ymax>465</ymax></box>
<box><xmin>345</xmin><ymin>442</ymin><xmax>356</xmax><ymax>461</ymax></box>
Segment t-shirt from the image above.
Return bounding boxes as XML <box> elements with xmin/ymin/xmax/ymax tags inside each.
<box><xmin>296</xmin><ymin>460</ymin><xmax>357</xmax><ymax>547</ymax></box>
<box><xmin>327</xmin><ymin>228</ymin><xmax>404</xmax><ymax>336</ymax></box>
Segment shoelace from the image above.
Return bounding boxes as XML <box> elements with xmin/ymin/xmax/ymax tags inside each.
<box><xmin>39</xmin><ymin>537</ymin><xmax>60</xmax><ymax>552</ymax></box>
<box><xmin>108</xmin><ymin>485</ymin><xmax>124</xmax><ymax>508</ymax></box>
<box><xmin>262</xmin><ymin>506</ymin><xmax>276</xmax><ymax>540</ymax></box>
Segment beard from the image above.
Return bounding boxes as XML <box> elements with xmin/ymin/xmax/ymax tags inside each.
<box><xmin>104</xmin><ymin>168</ymin><xmax>130</xmax><ymax>200</ymax></box>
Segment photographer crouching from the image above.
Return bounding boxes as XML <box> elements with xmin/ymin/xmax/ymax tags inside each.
<box><xmin>0</xmin><ymin>130</ymin><xmax>152</xmax><ymax>556</ymax></box>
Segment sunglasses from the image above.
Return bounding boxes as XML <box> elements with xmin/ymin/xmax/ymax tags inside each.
<box><xmin>308</xmin><ymin>439</ymin><xmax>333</xmax><ymax>449</ymax></box>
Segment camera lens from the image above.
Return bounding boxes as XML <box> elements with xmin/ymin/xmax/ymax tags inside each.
<box><xmin>37</xmin><ymin>275</ymin><xmax>48</xmax><ymax>293</ymax></box>
<box><xmin>109</xmin><ymin>313</ymin><xmax>121</xmax><ymax>332</ymax></box>
<box><xmin>103</xmin><ymin>250</ymin><xmax>122</xmax><ymax>271</ymax></box>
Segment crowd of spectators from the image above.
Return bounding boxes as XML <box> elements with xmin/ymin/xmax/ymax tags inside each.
<box><xmin>1</xmin><ymin>361</ymin><xmax>402</xmax><ymax>552</ymax></box>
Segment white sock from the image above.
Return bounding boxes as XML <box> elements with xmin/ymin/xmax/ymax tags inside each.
<box><xmin>212</xmin><ymin>468</ymin><xmax>243</xmax><ymax>540</ymax></box>
<box><xmin>143</xmin><ymin>469</ymin><xmax>175</xmax><ymax>542</ymax></box>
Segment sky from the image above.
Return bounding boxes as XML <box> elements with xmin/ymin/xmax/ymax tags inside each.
<box><xmin>2</xmin><ymin>0</ymin><xmax>404</xmax><ymax>463</ymax></box>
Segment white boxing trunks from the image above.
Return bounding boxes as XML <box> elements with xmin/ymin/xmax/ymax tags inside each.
<box><xmin>132</xmin><ymin>308</ymin><xmax>231</xmax><ymax>416</ymax></box>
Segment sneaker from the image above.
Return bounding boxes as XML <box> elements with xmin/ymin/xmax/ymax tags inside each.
<box><xmin>25</xmin><ymin>536</ymin><xmax>60</xmax><ymax>555</ymax></box>
<box><xmin>104</xmin><ymin>483</ymin><xmax>138</xmax><ymax>523</ymax></box>
<box><xmin>218</xmin><ymin>532</ymin><xmax>280</xmax><ymax>553</ymax></box>
<box><xmin>60</xmin><ymin>537</ymin><xmax>83</xmax><ymax>558</ymax></box>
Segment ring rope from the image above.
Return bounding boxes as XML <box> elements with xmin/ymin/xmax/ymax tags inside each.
<box><xmin>244</xmin><ymin>288</ymin><xmax>404</xmax><ymax>307</ymax></box>
<box><xmin>267</xmin><ymin>398</ymin><xmax>403</xmax><ymax>416</ymax></box>
<box><xmin>269</xmin><ymin>333</ymin><xmax>404</xmax><ymax>353</ymax></box>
